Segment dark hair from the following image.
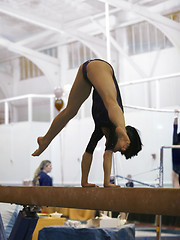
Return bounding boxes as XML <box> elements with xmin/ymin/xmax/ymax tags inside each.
<box><xmin>121</xmin><ymin>125</ymin><xmax>142</xmax><ymax>159</ymax></box>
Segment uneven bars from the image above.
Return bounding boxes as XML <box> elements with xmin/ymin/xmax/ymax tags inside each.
<box><xmin>115</xmin><ymin>175</ymin><xmax>156</xmax><ymax>188</ymax></box>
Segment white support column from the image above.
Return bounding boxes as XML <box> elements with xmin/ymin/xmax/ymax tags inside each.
<box><xmin>155</xmin><ymin>80</ymin><xmax>160</xmax><ymax>109</ymax></box>
<box><xmin>4</xmin><ymin>101</ymin><xmax>9</xmax><ymax>125</ymax></box>
<box><xmin>50</xmin><ymin>96</ymin><xmax>55</xmax><ymax>122</ymax></box>
<box><xmin>80</xmin><ymin>98</ymin><xmax>85</xmax><ymax>119</ymax></box>
<box><xmin>105</xmin><ymin>2</ymin><xmax>111</xmax><ymax>63</ymax></box>
<box><xmin>28</xmin><ymin>97</ymin><xmax>32</xmax><ymax>122</ymax></box>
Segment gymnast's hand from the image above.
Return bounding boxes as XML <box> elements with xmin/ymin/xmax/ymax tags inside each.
<box><xmin>104</xmin><ymin>183</ymin><xmax>120</xmax><ymax>188</ymax></box>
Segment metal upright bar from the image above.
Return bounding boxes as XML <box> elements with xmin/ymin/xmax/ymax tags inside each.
<box><xmin>156</xmin><ymin>146</ymin><xmax>164</xmax><ymax>240</ymax></box>
<box><xmin>159</xmin><ymin>147</ymin><xmax>164</xmax><ymax>188</ymax></box>
<box><xmin>156</xmin><ymin>214</ymin><xmax>162</xmax><ymax>240</ymax></box>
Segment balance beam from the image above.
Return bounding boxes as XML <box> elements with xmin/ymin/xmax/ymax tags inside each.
<box><xmin>0</xmin><ymin>186</ymin><xmax>179</xmax><ymax>216</ymax></box>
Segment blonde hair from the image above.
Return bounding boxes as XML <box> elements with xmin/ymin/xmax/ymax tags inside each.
<box><xmin>33</xmin><ymin>160</ymin><xmax>51</xmax><ymax>186</ymax></box>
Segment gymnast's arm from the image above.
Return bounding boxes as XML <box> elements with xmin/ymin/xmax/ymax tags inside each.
<box><xmin>85</xmin><ymin>126</ymin><xmax>104</xmax><ymax>154</ymax></box>
<box><xmin>81</xmin><ymin>126</ymin><xmax>104</xmax><ymax>187</ymax></box>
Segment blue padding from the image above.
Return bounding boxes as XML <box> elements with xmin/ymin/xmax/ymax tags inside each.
<box><xmin>5</xmin><ymin>204</ymin><xmax>19</xmax><ymax>238</ymax></box>
<box><xmin>9</xmin><ymin>210</ymin><xmax>38</xmax><ymax>240</ymax></box>
<box><xmin>38</xmin><ymin>224</ymin><xmax>135</xmax><ymax>240</ymax></box>
<box><xmin>0</xmin><ymin>214</ymin><xmax>7</xmax><ymax>240</ymax></box>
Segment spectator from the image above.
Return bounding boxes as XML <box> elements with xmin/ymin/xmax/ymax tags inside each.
<box><xmin>172</xmin><ymin>109</ymin><xmax>180</xmax><ymax>187</ymax></box>
<box><xmin>33</xmin><ymin>160</ymin><xmax>53</xmax><ymax>186</ymax></box>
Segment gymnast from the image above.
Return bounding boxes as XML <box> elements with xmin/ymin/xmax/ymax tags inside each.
<box><xmin>172</xmin><ymin>109</ymin><xmax>180</xmax><ymax>187</ymax></box>
<box><xmin>32</xmin><ymin>59</ymin><xmax>142</xmax><ymax>187</ymax></box>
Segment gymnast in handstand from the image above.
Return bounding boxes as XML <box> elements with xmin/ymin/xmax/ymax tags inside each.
<box><xmin>32</xmin><ymin>59</ymin><xmax>142</xmax><ymax>187</ymax></box>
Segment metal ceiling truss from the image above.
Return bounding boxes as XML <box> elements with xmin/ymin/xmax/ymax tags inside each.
<box><xmin>0</xmin><ymin>0</ymin><xmax>179</xmax><ymax>91</ymax></box>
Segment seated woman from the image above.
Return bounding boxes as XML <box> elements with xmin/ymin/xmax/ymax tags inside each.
<box><xmin>33</xmin><ymin>160</ymin><xmax>53</xmax><ymax>186</ymax></box>
<box><xmin>32</xmin><ymin>59</ymin><xmax>142</xmax><ymax>187</ymax></box>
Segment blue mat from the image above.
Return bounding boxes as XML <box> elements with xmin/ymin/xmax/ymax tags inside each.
<box><xmin>0</xmin><ymin>214</ymin><xmax>7</xmax><ymax>240</ymax></box>
<box><xmin>38</xmin><ymin>224</ymin><xmax>135</xmax><ymax>240</ymax></box>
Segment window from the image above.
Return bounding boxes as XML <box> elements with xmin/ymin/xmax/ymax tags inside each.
<box><xmin>68</xmin><ymin>41</ymin><xmax>97</xmax><ymax>69</ymax></box>
<box><xmin>41</xmin><ymin>47</ymin><xmax>58</xmax><ymax>58</ymax></box>
<box><xmin>20</xmin><ymin>57</ymin><xmax>43</xmax><ymax>80</ymax></box>
<box><xmin>126</xmin><ymin>21</ymin><xmax>173</xmax><ymax>55</ymax></box>
<box><xmin>125</xmin><ymin>11</ymin><xmax>180</xmax><ymax>55</ymax></box>
<box><xmin>19</xmin><ymin>47</ymin><xmax>58</xmax><ymax>80</ymax></box>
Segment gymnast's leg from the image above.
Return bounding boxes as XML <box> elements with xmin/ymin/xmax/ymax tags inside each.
<box><xmin>172</xmin><ymin>171</ymin><xmax>180</xmax><ymax>188</ymax></box>
<box><xmin>86</xmin><ymin>60</ymin><xmax>130</xmax><ymax>152</ymax></box>
<box><xmin>32</xmin><ymin>65</ymin><xmax>92</xmax><ymax>156</ymax></box>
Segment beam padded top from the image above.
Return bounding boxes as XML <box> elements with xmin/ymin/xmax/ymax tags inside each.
<box><xmin>0</xmin><ymin>186</ymin><xmax>179</xmax><ymax>216</ymax></box>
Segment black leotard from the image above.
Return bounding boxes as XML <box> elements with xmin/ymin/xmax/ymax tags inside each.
<box><xmin>82</xmin><ymin>59</ymin><xmax>124</xmax><ymax>154</ymax></box>
<box><xmin>172</xmin><ymin>124</ymin><xmax>180</xmax><ymax>184</ymax></box>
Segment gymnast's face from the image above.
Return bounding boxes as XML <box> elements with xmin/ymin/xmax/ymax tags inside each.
<box><xmin>113</xmin><ymin>138</ymin><xmax>130</xmax><ymax>153</ymax></box>
<box><xmin>44</xmin><ymin>163</ymin><xmax>52</xmax><ymax>173</ymax></box>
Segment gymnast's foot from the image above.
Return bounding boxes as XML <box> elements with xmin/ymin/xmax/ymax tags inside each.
<box><xmin>104</xmin><ymin>183</ymin><xmax>120</xmax><ymax>188</ymax></box>
<box><xmin>113</xmin><ymin>127</ymin><xmax>130</xmax><ymax>152</ymax></box>
<box><xmin>81</xmin><ymin>182</ymin><xmax>99</xmax><ymax>187</ymax></box>
<box><xmin>32</xmin><ymin>136</ymin><xmax>49</xmax><ymax>156</ymax></box>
